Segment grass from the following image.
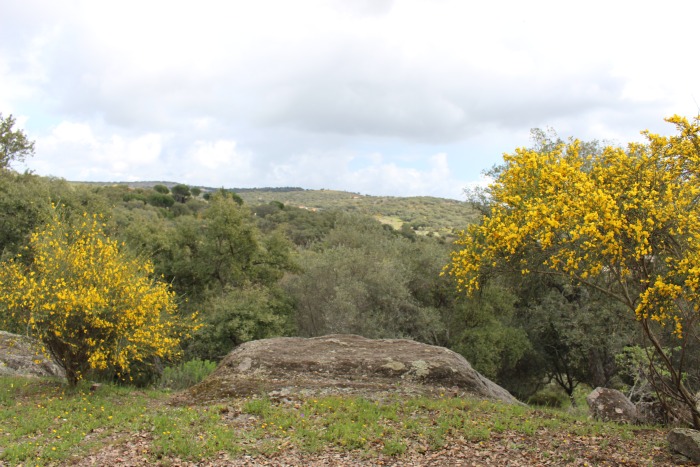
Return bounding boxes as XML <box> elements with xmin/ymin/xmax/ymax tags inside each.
<box><xmin>155</xmin><ymin>359</ymin><xmax>217</xmax><ymax>390</ymax></box>
<box><xmin>0</xmin><ymin>375</ymin><xmax>666</xmax><ymax>466</ymax></box>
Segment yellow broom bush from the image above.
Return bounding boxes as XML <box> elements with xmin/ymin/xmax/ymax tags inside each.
<box><xmin>0</xmin><ymin>204</ymin><xmax>198</xmax><ymax>385</ymax></box>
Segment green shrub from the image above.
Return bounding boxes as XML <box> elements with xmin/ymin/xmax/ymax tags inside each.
<box><xmin>156</xmin><ymin>359</ymin><xmax>217</xmax><ymax>390</ymax></box>
<box><xmin>527</xmin><ymin>384</ymin><xmax>569</xmax><ymax>407</ymax></box>
<box><xmin>147</xmin><ymin>192</ymin><xmax>175</xmax><ymax>207</ymax></box>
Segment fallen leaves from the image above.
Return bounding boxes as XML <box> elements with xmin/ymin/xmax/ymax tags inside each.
<box><xmin>68</xmin><ymin>424</ymin><xmax>691</xmax><ymax>466</ymax></box>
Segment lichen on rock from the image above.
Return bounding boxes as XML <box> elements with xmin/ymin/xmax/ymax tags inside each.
<box><xmin>0</xmin><ymin>331</ymin><xmax>65</xmax><ymax>379</ymax></box>
<box><xmin>172</xmin><ymin>334</ymin><xmax>520</xmax><ymax>406</ymax></box>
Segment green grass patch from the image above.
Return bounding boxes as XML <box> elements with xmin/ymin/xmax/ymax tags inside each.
<box><xmin>156</xmin><ymin>359</ymin><xmax>217</xmax><ymax>390</ymax></box>
<box><xmin>0</xmin><ymin>375</ymin><xmax>662</xmax><ymax>465</ymax></box>
<box><xmin>0</xmin><ymin>377</ymin><xmax>164</xmax><ymax>465</ymax></box>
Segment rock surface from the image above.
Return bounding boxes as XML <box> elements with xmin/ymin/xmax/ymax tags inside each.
<box><xmin>174</xmin><ymin>334</ymin><xmax>520</xmax><ymax>405</ymax></box>
<box><xmin>635</xmin><ymin>400</ymin><xmax>669</xmax><ymax>426</ymax></box>
<box><xmin>668</xmin><ymin>428</ymin><xmax>700</xmax><ymax>462</ymax></box>
<box><xmin>586</xmin><ymin>387</ymin><xmax>637</xmax><ymax>424</ymax></box>
<box><xmin>0</xmin><ymin>330</ymin><xmax>65</xmax><ymax>379</ymax></box>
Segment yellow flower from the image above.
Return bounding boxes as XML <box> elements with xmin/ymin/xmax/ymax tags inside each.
<box><xmin>0</xmin><ymin>204</ymin><xmax>199</xmax><ymax>386</ymax></box>
<box><xmin>447</xmin><ymin>115</ymin><xmax>700</xmax><ymax>342</ymax></box>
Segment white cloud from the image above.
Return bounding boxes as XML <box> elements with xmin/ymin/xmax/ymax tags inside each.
<box><xmin>190</xmin><ymin>141</ymin><xmax>241</xmax><ymax>171</ymax></box>
<box><xmin>343</xmin><ymin>152</ymin><xmax>465</xmax><ymax>198</ymax></box>
<box><xmin>50</xmin><ymin>122</ymin><xmax>94</xmax><ymax>144</ymax></box>
<box><xmin>32</xmin><ymin>121</ymin><xmax>163</xmax><ymax>180</ymax></box>
<box><xmin>183</xmin><ymin>139</ymin><xmax>259</xmax><ymax>186</ymax></box>
<box><xmin>3</xmin><ymin>0</ymin><xmax>700</xmax><ymax>197</ymax></box>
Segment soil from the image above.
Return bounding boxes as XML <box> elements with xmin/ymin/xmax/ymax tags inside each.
<box><xmin>67</xmin><ymin>424</ymin><xmax>690</xmax><ymax>466</ymax></box>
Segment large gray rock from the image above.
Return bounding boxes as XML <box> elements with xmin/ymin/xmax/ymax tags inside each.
<box><xmin>668</xmin><ymin>428</ymin><xmax>700</xmax><ymax>462</ymax></box>
<box><xmin>174</xmin><ymin>334</ymin><xmax>521</xmax><ymax>405</ymax></box>
<box><xmin>0</xmin><ymin>331</ymin><xmax>64</xmax><ymax>379</ymax></box>
<box><xmin>586</xmin><ymin>387</ymin><xmax>637</xmax><ymax>424</ymax></box>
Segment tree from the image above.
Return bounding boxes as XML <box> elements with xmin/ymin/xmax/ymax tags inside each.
<box><xmin>171</xmin><ymin>184</ymin><xmax>191</xmax><ymax>203</ymax></box>
<box><xmin>0</xmin><ymin>171</ymin><xmax>62</xmax><ymax>257</ymax></box>
<box><xmin>0</xmin><ymin>205</ymin><xmax>198</xmax><ymax>386</ymax></box>
<box><xmin>145</xmin><ymin>192</ymin><xmax>296</xmax><ymax>359</ymax></box>
<box><xmin>200</xmin><ymin>193</ymin><xmax>260</xmax><ymax>289</ymax></box>
<box><xmin>285</xmin><ymin>214</ymin><xmax>444</xmax><ymax>342</ymax></box>
<box><xmin>0</xmin><ymin>172</ymin><xmax>112</xmax><ymax>258</ymax></box>
<box><xmin>458</xmin><ymin>129</ymin><xmax>634</xmax><ymax>401</ymax></box>
<box><xmin>0</xmin><ymin>113</ymin><xmax>35</xmax><ymax>169</ymax></box>
<box><xmin>147</xmin><ymin>191</ymin><xmax>175</xmax><ymax>208</ymax></box>
<box><xmin>447</xmin><ymin>283</ymin><xmax>532</xmax><ymax>385</ymax></box>
<box><xmin>446</xmin><ymin>115</ymin><xmax>700</xmax><ymax>427</ymax></box>
<box><xmin>514</xmin><ymin>276</ymin><xmax>632</xmax><ymax>404</ymax></box>
<box><xmin>187</xmin><ymin>284</ymin><xmax>293</xmax><ymax>360</ymax></box>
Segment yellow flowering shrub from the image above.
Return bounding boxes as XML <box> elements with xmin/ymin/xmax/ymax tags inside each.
<box><xmin>446</xmin><ymin>115</ymin><xmax>700</xmax><ymax>427</ymax></box>
<box><xmin>0</xmin><ymin>205</ymin><xmax>199</xmax><ymax>386</ymax></box>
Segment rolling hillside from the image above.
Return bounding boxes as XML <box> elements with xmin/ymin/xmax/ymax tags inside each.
<box><xmin>235</xmin><ymin>188</ymin><xmax>478</xmax><ymax>236</ymax></box>
<box><xmin>81</xmin><ymin>182</ymin><xmax>479</xmax><ymax>237</ymax></box>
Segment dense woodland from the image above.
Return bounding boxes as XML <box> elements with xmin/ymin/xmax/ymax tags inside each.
<box><xmin>0</xmin><ymin>113</ymin><xmax>684</xmax><ymax>413</ymax></box>
<box><xmin>0</xmin><ymin>165</ymin><xmax>640</xmax><ymax>405</ymax></box>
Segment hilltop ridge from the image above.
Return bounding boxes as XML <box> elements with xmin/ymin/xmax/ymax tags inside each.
<box><xmin>74</xmin><ymin>182</ymin><xmax>478</xmax><ymax>236</ymax></box>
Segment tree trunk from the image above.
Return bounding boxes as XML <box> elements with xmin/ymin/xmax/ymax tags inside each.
<box><xmin>587</xmin><ymin>347</ymin><xmax>608</xmax><ymax>388</ymax></box>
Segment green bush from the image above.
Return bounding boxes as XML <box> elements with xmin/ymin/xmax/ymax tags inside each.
<box><xmin>527</xmin><ymin>384</ymin><xmax>569</xmax><ymax>407</ymax></box>
<box><xmin>156</xmin><ymin>359</ymin><xmax>217</xmax><ymax>390</ymax></box>
<box><xmin>147</xmin><ymin>192</ymin><xmax>175</xmax><ymax>207</ymax></box>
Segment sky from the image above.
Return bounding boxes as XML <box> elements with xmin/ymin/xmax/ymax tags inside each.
<box><xmin>2</xmin><ymin>0</ymin><xmax>700</xmax><ymax>200</ymax></box>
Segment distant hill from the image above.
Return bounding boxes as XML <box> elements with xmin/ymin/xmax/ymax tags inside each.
<box><xmin>74</xmin><ymin>182</ymin><xmax>478</xmax><ymax>236</ymax></box>
<box><xmin>234</xmin><ymin>188</ymin><xmax>477</xmax><ymax>236</ymax></box>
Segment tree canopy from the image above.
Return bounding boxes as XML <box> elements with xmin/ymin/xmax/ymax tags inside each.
<box><xmin>0</xmin><ymin>113</ymin><xmax>35</xmax><ymax>169</ymax></box>
<box><xmin>447</xmin><ymin>115</ymin><xmax>700</xmax><ymax>426</ymax></box>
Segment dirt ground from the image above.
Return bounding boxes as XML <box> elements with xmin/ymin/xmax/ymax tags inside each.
<box><xmin>68</xmin><ymin>426</ymin><xmax>691</xmax><ymax>467</ymax></box>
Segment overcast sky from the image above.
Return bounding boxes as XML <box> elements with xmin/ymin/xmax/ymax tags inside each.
<box><xmin>2</xmin><ymin>0</ymin><xmax>699</xmax><ymax>199</ymax></box>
